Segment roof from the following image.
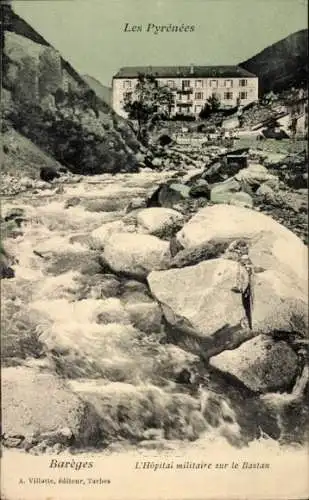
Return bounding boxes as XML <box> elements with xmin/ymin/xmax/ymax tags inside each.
<box><xmin>113</xmin><ymin>65</ymin><xmax>257</xmax><ymax>79</ymax></box>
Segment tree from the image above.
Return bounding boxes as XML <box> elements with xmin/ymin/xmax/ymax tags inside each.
<box><xmin>123</xmin><ymin>74</ymin><xmax>174</xmax><ymax>144</ymax></box>
<box><xmin>199</xmin><ymin>94</ymin><xmax>221</xmax><ymax>119</ymax></box>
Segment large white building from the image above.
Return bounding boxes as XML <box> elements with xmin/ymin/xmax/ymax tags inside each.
<box><xmin>112</xmin><ymin>65</ymin><xmax>259</xmax><ymax>118</ymax></box>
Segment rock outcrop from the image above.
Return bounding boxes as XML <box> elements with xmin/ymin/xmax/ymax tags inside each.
<box><xmin>2</xmin><ymin>5</ymin><xmax>140</xmax><ymax>178</ymax></box>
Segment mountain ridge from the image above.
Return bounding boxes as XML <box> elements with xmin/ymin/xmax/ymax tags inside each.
<box><xmin>82</xmin><ymin>74</ymin><xmax>112</xmax><ymax>106</ymax></box>
<box><xmin>240</xmin><ymin>29</ymin><xmax>308</xmax><ymax>94</ymax></box>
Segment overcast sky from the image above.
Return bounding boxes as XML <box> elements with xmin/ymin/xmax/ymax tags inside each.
<box><xmin>12</xmin><ymin>0</ymin><xmax>308</xmax><ymax>86</ymax></box>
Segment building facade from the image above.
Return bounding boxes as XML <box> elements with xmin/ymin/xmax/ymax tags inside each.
<box><xmin>112</xmin><ymin>65</ymin><xmax>258</xmax><ymax>118</ymax></box>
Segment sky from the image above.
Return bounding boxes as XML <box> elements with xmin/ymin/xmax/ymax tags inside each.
<box><xmin>12</xmin><ymin>0</ymin><xmax>308</xmax><ymax>87</ymax></box>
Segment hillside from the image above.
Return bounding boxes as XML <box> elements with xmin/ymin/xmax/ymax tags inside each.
<box><xmin>240</xmin><ymin>29</ymin><xmax>308</xmax><ymax>94</ymax></box>
<box><xmin>1</xmin><ymin>4</ymin><xmax>141</xmax><ymax>177</ymax></box>
<box><xmin>82</xmin><ymin>74</ymin><xmax>112</xmax><ymax>106</ymax></box>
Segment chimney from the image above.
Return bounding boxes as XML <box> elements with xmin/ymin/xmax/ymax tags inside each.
<box><xmin>190</xmin><ymin>63</ymin><xmax>194</xmax><ymax>75</ymax></box>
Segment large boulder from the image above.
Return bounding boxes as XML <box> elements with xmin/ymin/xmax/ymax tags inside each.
<box><xmin>201</xmin><ymin>158</ymin><xmax>245</xmax><ymax>184</ymax></box>
<box><xmin>148</xmin><ymin>256</ymin><xmax>307</xmax><ymax>358</ymax></box>
<box><xmin>176</xmin><ymin>205</ymin><xmax>308</xmax><ymax>319</ymax></box>
<box><xmin>248</xmin><ymin>230</ymin><xmax>307</xmax><ymax>286</ymax></box>
<box><xmin>209</xmin><ymin>335</ymin><xmax>299</xmax><ymax>394</ymax></box>
<box><xmin>91</xmin><ymin>220</ymin><xmax>136</xmax><ymax>248</ymax></box>
<box><xmin>256</xmin><ymin>183</ymin><xmax>277</xmax><ymax>202</ymax></box>
<box><xmin>246</xmin><ymin>269</ymin><xmax>307</xmax><ymax>334</ymax></box>
<box><xmin>235</xmin><ymin>164</ymin><xmax>279</xmax><ymax>192</ymax></box>
<box><xmin>209</xmin><ymin>177</ymin><xmax>252</xmax><ymax>207</ymax></box>
<box><xmin>148</xmin><ymin>258</ymin><xmax>252</xmax><ymax>357</ymax></box>
<box><xmin>40</xmin><ymin>166</ymin><xmax>60</xmax><ymax>182</ymax></box>
<box><xmin>103</xmin><ymin>232</ymin><xmax>171</xmax><ymax>279</ymax></box>
<box><xmin>189</xmin><ymin>179</ymin><xmax>211</xmax><ymax>199</ymax></box>
<box><xmin>2</xmin><ymin>366</ymin><xmax>101</xmax><ymax>447</ymax></box>
<box><xmin>137</xmin><ymin>207</ymin><xmax>184</xmax><ymax>237</ymax></box>
<box><xmin>147</xmin><ymin>183</ymin><xmax>190</xmax><ymax>209</ymax></box>
<box><xmin>176</xmin><ymin>205</ymin><xmax>307</xmax><ymax>257</ymax></box>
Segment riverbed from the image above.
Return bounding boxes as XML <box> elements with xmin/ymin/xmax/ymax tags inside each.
<box><xmin>1</xmin><ymin>169</ymin><xmax>308</xmax><ymax>456</ymax></box>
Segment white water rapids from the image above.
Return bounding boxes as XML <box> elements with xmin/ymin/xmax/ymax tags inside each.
<box><xmin>1</xmin><ymin>170</ymin><xmax>308</xmax><ymax>455</ymax></box>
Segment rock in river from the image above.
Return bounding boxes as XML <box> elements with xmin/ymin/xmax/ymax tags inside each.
<box><xmin>91</xmin><ymin>220</ymin><xmax>136</xmax><ymax>248</ymax></box>
<box><xmin>103</xmin><ymin>232</ymin><xmax>171</xmax><ymax>279</ymax></box>
<box><xmin>176</xmin><ymin>204</ymin><xmax>308</xmax><ymax>283</ymax></box>
<box><xmin>147</xmin><ymin>183</ymin><xmax>190</xmax><ymax>209</ymax></box>
<box><xmin>209</xmin><ymin>335</ymin><xmax>299</xmax><ymax>393</ymax></box>
<box><xmin>2</xmin><ymin>366</ymin><xmax>101</xmax><ymax>447</ymax></box>
<box><xmin>148</xmin><ymin>258</ymin><xmax>250</xmax><ymax>356</ymax></box>
<box><xmin>148</xmin><ymin>256</ymin><xmax>308</xmax><ymax>357</ymax></box>
<box><xmin>137</xmin><ymin>207</ymin><xmax>184</xmax><ymax>237</ymax></box>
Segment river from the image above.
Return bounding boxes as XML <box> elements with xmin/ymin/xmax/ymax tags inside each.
<box><xmin>1</xmin><ymin>169</ymin><xmax>308</xmax><ymax>455</ymax></box>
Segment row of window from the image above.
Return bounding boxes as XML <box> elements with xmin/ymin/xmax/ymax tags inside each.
<box><xmin>123</xmin><ymin>91</ymin><xmax>248</xmax><ymax>100</ymax></box>
<box><xmin>174</xmin><ymin>105</ymin><xmax>228</xmax><ymax>114</ymax></box>
<box><xmin>173</xmin><ymin>105</ymin><xmax>203</xmax><ymax>114</ymax></box>
<box><xmin>122</xmin><ymin>79</ymin><xmax>248</xmax><ymax>89</ymax></box>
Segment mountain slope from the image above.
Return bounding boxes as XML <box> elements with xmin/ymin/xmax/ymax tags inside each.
<box><xmin>1</xmin><ymin>4</ymin><xmax>140</xmax><ymax>176</ymax></box>
<box><xmin>82</xmin><ymin>75</ymin><xmax>112</xmax><ymax>106</ymax></box>
<box><xmin>240</xmin><ymin>29</ymin><xmax>308</xmax><ymax>94</ymax></box>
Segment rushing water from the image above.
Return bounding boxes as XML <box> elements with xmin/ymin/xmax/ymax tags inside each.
<box><xmin>2</xmin><ymin>170</ymin><xmax>308</xmax><ymax>454</ymax></box>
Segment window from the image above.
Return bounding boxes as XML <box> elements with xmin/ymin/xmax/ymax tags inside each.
<box><xmin>210</xmin><ymin>80</ymin><xmax>218</xmax><ymax>88</ymax></box>
<box><xmin>224</xmin><ymin>80</ymin><xmax>233</xmax><ymax>88</ymax></box>
<box><xmin>123</xmin><ymin>80</ymin><xmax>132</xmax><ymax>89</ymax></box>
<box><xmin>195</xmin><ymin>105</ymin><xmax>202</xmax><ymax>113</ymax></box>
<box><xmin>239</xmin><ymin>91</ymin><xmax>248</xmax><ymax>100</ymax></box>
<box><xmin>195</xmin><ymin>92</ymin><xmax>203</xmax><ymax>100</ymax></box>
<box><xmin>182</xmin><ymin>80</ymin><xmax>191</xmax><ymax>88</ymax></box>
<box><xmin>195</xmin><ymin>80</ymin><xmax>203</xmax><ymax>88</ymax></box>
<box><xmin>167</xmin><ymin>80</ymin><xmax>175</xmax><ymax>88</ymax></box>
<box><xmin>224</xmin><ymin>92</ymin><xmax>233</xmax><ymax>100</ymax></box>
<box><xmin>124</xmin><ymin>91</ymin><xmax>133</xmax><ymax>100</ymax></box>
<box><xmin>239</xmin><ymin>79</ymin><xmax>247</xmax><ymax>87</ymax></box>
